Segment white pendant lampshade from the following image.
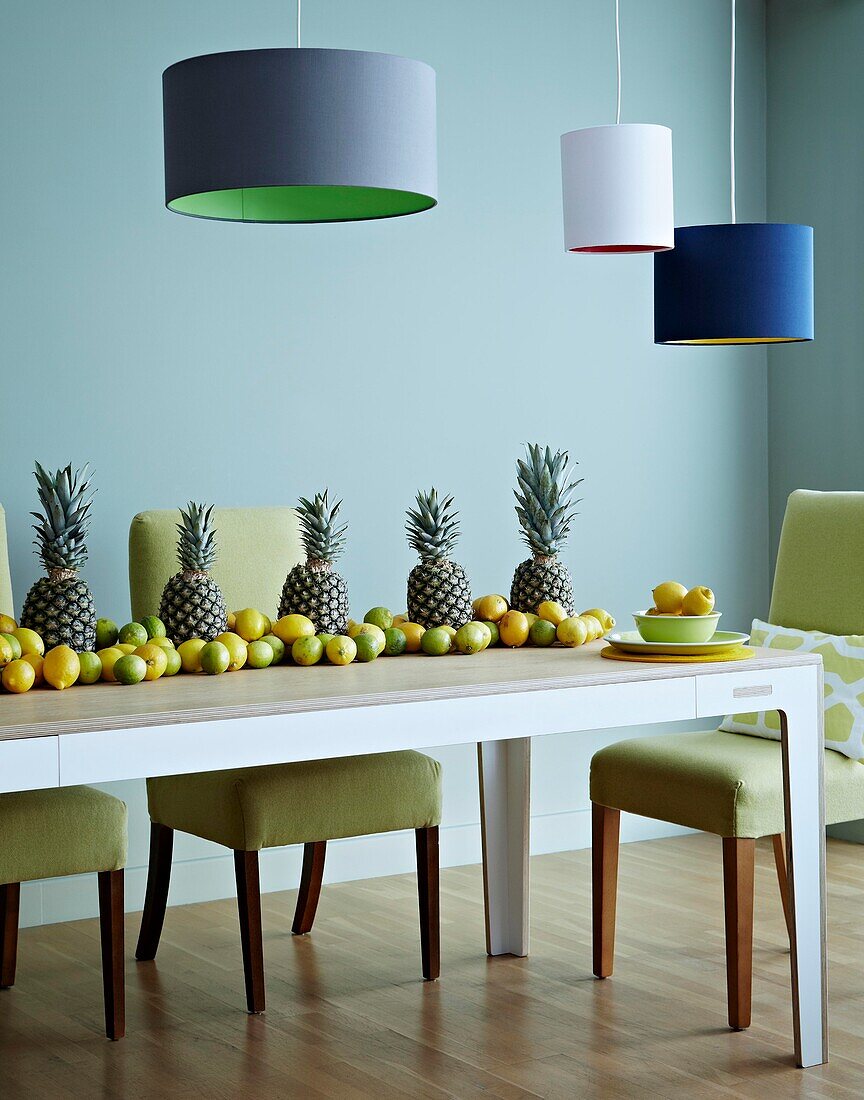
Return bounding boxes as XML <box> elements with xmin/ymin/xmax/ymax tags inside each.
<box><xmin>560</xmin><ymin>123</ymin><xmax>673</xmax><ymax>253</ymax></box>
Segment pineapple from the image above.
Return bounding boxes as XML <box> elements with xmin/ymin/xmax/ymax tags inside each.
<box><xmin>279</xmin><ymin>491</ymin><xmax>349</xmax><ymax>634</ymax></box>
<box><xmin>159</xmin><ymin>503</ymin><xmax>227</xmax><ymax>643</ymax></box>
<box><xmin>510</xmin><ymin>444</ymin><xmax>582</xmax><ymax>615</ymax></box>
<box><xmin>406</xmin><ymin>489</ymin><xmax>473</xmax><ymax>629</ymax></box>
<box><xmin>20</xmin><ymin>462</ymin><xmax>97</xmax><ymax>652</ymax></box>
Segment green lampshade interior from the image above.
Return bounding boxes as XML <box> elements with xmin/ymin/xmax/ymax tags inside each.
<box><xmin>168</xmin><ymin>185</ymin><xmax>437</xmax><ymax>223</ymax></box>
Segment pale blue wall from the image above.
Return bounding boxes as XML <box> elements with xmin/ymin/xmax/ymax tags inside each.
<box><xmin>1</xmin><ymin>0</ymin><xmax>769</xmax><ymax>925</ymax></box>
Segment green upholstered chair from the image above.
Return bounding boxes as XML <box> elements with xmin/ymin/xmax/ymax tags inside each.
<box><xmin>590</xmin><ymin>490</ymin><xmax>864</xmax><ymax>1030</ymax></box>
<box><xmin>0</xmin><ymin>506</ymin><xmax>127</xmax><ymax>1040</ymax></box>
<box><xmin>129</xmin><ymin>507</ymin><xmax>442</xmax><ymax>1015</ymax></box>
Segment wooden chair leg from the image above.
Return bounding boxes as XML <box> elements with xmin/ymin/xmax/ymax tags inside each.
<box><xmin>722</xmin><ymin>837</ymin><xmax>755</xmax><ymax>1030</ymax></box>
<box><xmin>234</xmin><ymin>850</ymin><xmax>265</xmax><ymax>1014</ymax></box>
<box><xmin>135</xmin><ymin>823</ymin><xmax>174</xmax><ymax>961</ymax></box>
<box><xmin>416</xmin><ymin>826</ymin><xmax>440</xmax><ymax>981</ymax></box>
<box><xmin>98</xmin><ymin>870</ymin><xmax>125</xmax><ymax>1041</ymax></box>
<box><xmin>0</xmin><ymin>883</ymin><xmax>20</xmax><ymax>989</ymax></box>
<box><xmin>771</xmin><ymin>832</ymin><xmax>793</xmax><ymax>941</ymax></box>
<box><xmin>292</xmin><ymin>841</ymin><xmax>327</xmax><ymax>935</ymax></box>
<box><xmin>592</xmin><ymin>803</ymin><xmax>620</xmax><ymax>979</ymax></box>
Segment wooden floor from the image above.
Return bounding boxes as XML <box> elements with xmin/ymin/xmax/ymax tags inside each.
<box><xmin>1</xmin><ymin>834</ymin><xmax>863</xmax><ymax>1099</ymax></box>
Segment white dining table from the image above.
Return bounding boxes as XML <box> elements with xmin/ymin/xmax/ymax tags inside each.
<box><xmin>0</xmin><ymin>641</ymin><xmax>826</xmax><ymax>1067</ymax></box>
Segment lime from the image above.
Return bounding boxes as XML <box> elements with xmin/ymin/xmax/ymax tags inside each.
<box><xmin>354</xmin><ymin>634</ymin><xmax>380</xmax><ymax>663</ymax></box>
<box><xmin>383</xmin><ymin>627</ymin><xmax>407</xmax><ymax>656</ymax></box>
<box><xmin>199</xmin><ymin>641</ymin><xmax>230</xmax><ymax>675</ymax></box>
<box><xmin>1</xmin><ymin>634</ymin><xmax>22</xmax><ymax>660</ymax></box>
<box><xmin>293</xmin><ymin>636</ymin><xmax>324</xmax><ymax>666</ymax></box>
<box><xmin>114</xmin><ymin>653</ymin><xmax>147</xmax><ymax>685</ymax></box>
<box><xmin>364</xmin><ymin>606</ymin><xmax>393</xmax><ymax>631</ymax></box>
<box><xmin>135</xmin><ymin>643</ymin><xmax>169</xmax><ymax>680</ymax></box>
<box><xmin>215</xmin><ymin>632</ymin><xmax>248</xmax><ymax>671</ymax></box>
<box><xmin>421</xmin><ymin>627</ymin><xmax>452</xmax><ymax>656</ymax></box>
<box><xmin>530</xmin><ymin>619</ymin><xmax>558</xmax><ymax>647</ymax></box>
<box><xmin>2</xmin><ymin>659</ymin><xmax>35</xmax><ymax>693</ymax></box>
<box><xmin>315</xmin><ymin>632</ymin><xmax>334</xmax><ymax>650</ymax></box>
<box><xmin>177</xmin><ymin>638</ymin><xmax>206</xmax><ymax>672</ymax></box>
<box><xmin>261</xmin><ymin>633</ymin><xmax>286</xmax><ymax>664</ymax></box>
<box><xmin>438</xmin><ymin>625</ymin><xmax>457</xmax><ymax>640</ymax></box>
<box><xmin>148</xmin><ymin>636</ymin><xmax>175</xmax><ymax>650</ymax></box>
<box><xmin>234</xmin><ymin>608</ymin><xmax>269</xmax><ymax>642</ymax></box>
<box><xmin>12</xmin><ymin>628</ymin><xmax>44</xmax><ymax>657</ymax></box>
<box><xmin>115</xmin><ymin>643</ymin><xmax>137</xmax><ymax>655</ymax></box>
<box><xmin>325</xmin><ymin>636</ymin><xmax>356</xmax><ymax>665</ymax></box>
<box><xmin>455</xmin><ymin>622</ymin><xmax>488</xmax><ymax>655</ymax></box>
<box><xmin>78</xmin><ymin>651</ymin><xmax>103</xmax><ymax>684</ymax></box>
<box><xmin>163</xmin><ymin>648</ymin><xmax>182</xmax><ymax>676</ymax></box>
<box><xmin>482</xmin><ymin>621</ymin><xmax>499</xmax><ymax>647</ymax></box>
<box><xmin>118</xmin><ymin>622</ymin><xmax>148</xmax><ymax>647</ymax></box>
<box><xmin>141</xmin><ymin>615</ymin><xmax>167</xmax><ymax>640</ymax></box>
<box><xmin>96</xmin><ymin>618</ymin><xmax>119</xmax><ymax>649</ymax></box>
<box><xmin>348</xmin><ymin>622</ymin><xmax>386</xmax><ymax>652</ymax></box>
<box><xmin>247</xmin><ymin>639</ymin><xmax>275</xmax><ymax>668</ymax></box>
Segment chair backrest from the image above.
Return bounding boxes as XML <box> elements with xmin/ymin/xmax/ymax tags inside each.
<box><xmin>769</xmin><ymin>490</ymin><xmax>864</xmax><ymax>636</ymax></box>
<box><xmin>0</xmin><ymin>505</ymin><xmax>13</xmax><ymax>618</ymax></box>
<box><xmin>129</xmin><ymin>506</ymin><xmax>303</xmax><ymax>622</ymax></box>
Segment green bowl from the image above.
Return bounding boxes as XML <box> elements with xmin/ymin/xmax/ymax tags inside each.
<box><xmin>633</xmin><ymin>610</ymin><xmax>721</xmax><ymax>644</ymax></box>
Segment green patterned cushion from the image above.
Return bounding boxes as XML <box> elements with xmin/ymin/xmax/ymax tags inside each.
<box><xmin>721</xmin><ymin>618</ymin><xmax>864</xmax><ymax>761</ymax></box>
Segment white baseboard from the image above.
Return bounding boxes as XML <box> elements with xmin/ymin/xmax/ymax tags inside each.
<box><xmin>20</xmin><ymin>809</ymin><xmax>692</xmax><ymax>929</ymax></box>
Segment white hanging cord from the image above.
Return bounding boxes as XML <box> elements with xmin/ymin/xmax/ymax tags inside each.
<box><xmin>730</xmin><ymin>0</ymin><xmax>736</xmax><ymax>223</ymax></box>
<box><xmin>615</xmin><ymin>0</ymin><xmax>622</xmax><ymax>125</ymax></box>
<box><xmin>297</xmin><ymin>0</ymin><xmax>302</xmax><ymax>48</ymax></box>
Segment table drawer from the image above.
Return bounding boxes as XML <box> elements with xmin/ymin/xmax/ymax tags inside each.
<box><xmin>0</xmin><ymin>736</ymin><xmax>58</xmax><ymax>793</ymax></box>
<box><xmin>695</xmin><ymin>665</ymin><xmax>818</xmax><ymax>719</ymax></box>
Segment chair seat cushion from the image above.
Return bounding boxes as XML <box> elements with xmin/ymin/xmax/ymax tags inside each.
<box><xmin>147</xmin><ymin>750</ymin><xmax>442</xmax><ymax>851</ymax></box>
<box><xmin>0</xmin><ymin>786</ymin><xmax>127</xmax><ymax>885</ymax></box>
<box><xmin>590</xmin><ymin>731</ymin><xmax>864</xmax><ymax>838</ymax></box>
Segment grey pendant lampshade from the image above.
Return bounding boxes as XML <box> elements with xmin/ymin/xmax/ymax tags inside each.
<box><xmin>162</xmin><ymin>48</ymin><xmax>438</xmax><ymax>223</ymax></box>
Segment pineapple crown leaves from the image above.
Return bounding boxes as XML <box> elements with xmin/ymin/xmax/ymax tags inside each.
<box><xmin>30</xmin><ymin>461</ymin><xmax>95</xmax><ymax>572</ymax></box>
<box><xmin>514</xmin><ymin>443</ymin><xmax>583</xmax><ymax>558</ymax></box>
<box><xmin>297</xmin><ymin>490</ymin><xmax>348</xmax><ymax>565</ymax></box>
<box><xmin>406</xmin><ymin>488</ymin><xmax>461</xmax><ymax>561</ymax></box>
<box><xmin>176</xmin><ymin>502</ymin><xmax>219</xmax><ymax>573</ymax></box>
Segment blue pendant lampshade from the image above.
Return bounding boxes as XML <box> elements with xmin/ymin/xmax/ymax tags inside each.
<box><xmin>654</xmin><ymin>223</ymin><xmax>814</xmax><ymax>345</ymax></box>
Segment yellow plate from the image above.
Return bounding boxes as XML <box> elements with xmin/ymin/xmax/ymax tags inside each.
<box><xmin>600</xmin><ymin>645</ymin><xmax>753</xmax><ymax>664</ymax></box>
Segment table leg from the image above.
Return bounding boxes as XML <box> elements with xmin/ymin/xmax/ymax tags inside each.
<box><xmin>477</xmin><ymin>738</ymin><xmax>530</xmax><ymax>956</ymax></box>
<box><xmin>779</xmin><ymin>664</ymin><xmax>828</xmax><ymax>1068</ymax></box>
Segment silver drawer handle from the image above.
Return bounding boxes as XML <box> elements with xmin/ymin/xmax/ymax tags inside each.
<box><xmin>733</xmin><ymin>684</ymin><xmax>773</xmax><ymax>699</ymax></box>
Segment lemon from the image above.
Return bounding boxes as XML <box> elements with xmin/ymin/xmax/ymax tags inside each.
<box><xmin>383</xmin><ymin>627</ymin><xmax>407</xmax><ymax>656</ymax></box>
<box><xmin>148</xmin><ymin>636</ymin><xmax>175</xmax><ymax>650</ymax></box>
<box><xmin>525</xmin><ymin>613</ymin><xmax>539</xmax><ymax>628</ymax></box>
<box><xmin>141</xmin><ymin>615</ymin><xmax>167</xmax><ymax>640</ymax></box>
<box><xmin>163</xmin><ymin>648</ymin><xmax>182</xmax><ymax>676</ymax></box>
<box><xmin>0</xmin><ymin>614</ymin><xmax>17</xmax><ymax>634</ymax></box>
<box><xmin>293</xmin><ymin>636</ymin><xmax>324</xmax><ymax>666</ymax></box>
<box><xmin>96</xmin><ymin>618</ymin><xmax>119</xmax><ymax>649</ymax></box>
<box><xmin>261</xmin><ymin>634</ymin><xmax>286</xmax><ymax>664</ymax></box>
<box><xmin>421</xmin><ymin>627</ymin><xmax>452</xmax><ymax>656</ymax></box>
<box><xmin>1</xmin><ymin>633</ymin><xmax>22</xmax><ymax>660</ymax></box>
<box><xmin>78</xmin><ymin>651</ymin><xmax>103</xmax><ymax>684</ymax></box>
<box><xmin>135</xmin><ymin>643</ymin><xmax>169</xmax><ymax>681</ymax></box>
<box><xmin>474</xmin><ymin>595</ymin><xmax>508</xmax><ymax>622</ymax></box>
<box><xmin>498</xmin><ymin>611</ymin><xmax>529</xmax><ymax>648</ymax></box>
<box><xmin>392</xmin><ymin>614</ymin><xmax>408</xmax><ymax>628</ymax></box>
<box><xmin>0</xmin><ymin>637</ymin><xmax>12</xmax><ymax>667</ymax></box>
<box><xmin>652</xmin><ymin>581</ymin><xmax>688</xmax><ymax>615</ymax></box>
<box><xmin>682</xmin><ymin>586</ymin><xmax>715</xmax><ymax>616</ymax></box>
<box><xmin>579</xmin><ymin>615</ymin><xmax>604</xmax><ymax>641</ymax></box>
<box><xmin>177</xmin><ymin>638</ymin><xmax>207</xmax><ymax>673</ymax></box>
<box><xmin>234</xmin><ymin>608</ymin><xmax>269</xmax><ymax>642</ymax></box>
<box><xmin>215</xmin><ymin>632</ymin><xmax>248</xmax><ymax>671</ymax></box>
<box><xmin>581</xmin><ymin>608</ymin><xmax>616</xmax><ymax>632</ymax></box>
<box><xmin>115</xmin><ymin>643</ymin><xmax>137</xmax><ymax>655</ymax></box>
<box><xmin>326</xmin><ymin>636</ymin><xmax>356</xmax><ymax>665</ymax></box>
<box><xmin>529</xmin><ymin>619</ymin><xmax>557</xmax><ymax>647</ymax></box>
<box><xmin>22</xmin><ymin>652</ymin><xmax>44</xmax><ymax>685</ymax></box>
<box><xmin>114</xmin><ymin>654</ymin><xmax>147</xmax><ymax>685</ymax></box>
<box><xmin>200</xmin><ymin>641</ymin><xmax>230</xmax><ymax>675</ymax></box>
<box><xmin>538</xmin><ymin>601</ymin><xmax>568</xmax><ymax>626</ymax></box>
<box><xmin>557</xmin><ymin>617</ymin><xmax>589</xmax><ymax>647</ymax></box>
<box><xmin>438</xmin><ymin>625</ymin><xmax>457</xmax><ymax>640</ymax></box>
<box><xmin>400</xmin><ymin>623</ymin><xmax>424</xmax><ymax>653</ymax></box>
<box><xmin>364</xmin><ymin>607</ymin><xmax>393</xmax><ymax>631</ymax></box>
<box><xmin>98</xmin><ymin>647</ymin><xmax>125</xmax><ymax>682</ymax></box>
<box><xmin>2</xmin><ymin>659</ymin><xmax>35</xmax><ymax>693</ymax></box>
<box><xmin>43</xmin><ymin>645</ymin><xmax>80</xmax><ymax>690</ymax></box>
<box><xmin>227</xmin><ymin>611</ymin><xmax>237</xmax><ymax>631</ymax></box>
<box><xmin>119</xmin><ymin>622</ymin><xmax>148</xmax><ymax>647</ymax></box>
<box><xmin>273</xmin><ymin>614</ymin><xmax>316</xmax><ymax>646</ymax></box>
<box><xmin>455</xmin><ymin>622</ymin><xmax>489</xmax><ymax>655</ymax></box>
<box><xmin>349</xmin><ymin>622</ymin><xmax>386</xmax><ymax>653</ymax></box>
<box><xmin>482</xmin><ymin>621</ymin><xmax>500</xmax><ymax>647</ymax></box>
<box><xmin>247</xmin><ymin>639</ymin><xmax>275</xmax><ymax>668</ymax></box>
<box><xmin>12</xmin><ymin>628</ymin><xmax>44</xmax><ymax>657</ymax></box>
